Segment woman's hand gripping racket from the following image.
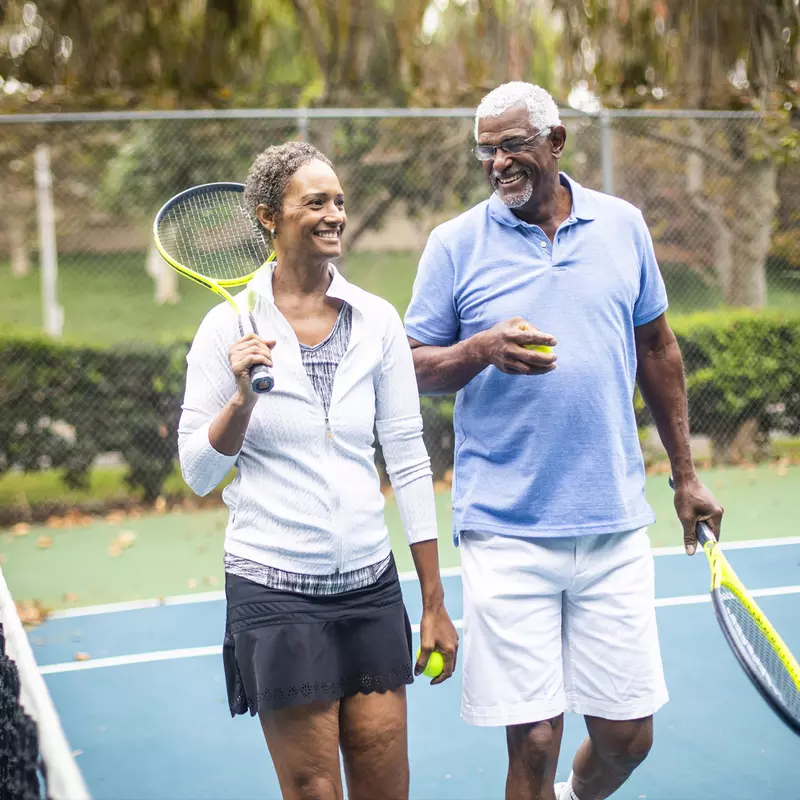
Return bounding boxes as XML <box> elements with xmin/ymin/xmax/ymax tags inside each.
<box><xmin>154</xmin><ymin>182</ymin><xmax>276</xmax><ymax>393</ymax></box>
<box><xmin>670</xmin><ymin>477</ymin><xmax>800</xmax><ymax>735</ymax></box>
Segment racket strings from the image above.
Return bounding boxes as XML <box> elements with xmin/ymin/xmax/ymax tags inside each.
<box><xmin>157</xmin><ymin>189</ymin><xmax>271</xmax><ymax>282</ymax></box>
<box><xmin>720</xmin><ymin>586</ymin><xmax>800</xmax><ymax>718</ymax></box>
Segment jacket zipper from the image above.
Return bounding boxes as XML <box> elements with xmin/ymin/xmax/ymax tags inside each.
<box><xmin>325</xmin><ymin>415</ymin><xmax>342</xmax><ymax>573</ymax></box>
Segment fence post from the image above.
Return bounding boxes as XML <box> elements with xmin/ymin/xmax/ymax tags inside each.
<box><xmin>34</xmin><ymin>144</ymin><xmax>63</xmax><ymax>338</ymax></box>
<box><xmin>600</xmin><ymin>110</ymin><xmax>614</xmax><ymax>197</ymax></box>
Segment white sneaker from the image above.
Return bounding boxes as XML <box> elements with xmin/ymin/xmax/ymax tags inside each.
<box><xmin>554</xmin><ymin>782</ymin><xmax>567</xmax><ymax>800</ymax></box>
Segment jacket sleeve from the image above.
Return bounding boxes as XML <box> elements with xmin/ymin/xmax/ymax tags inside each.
<box><xmin>177</xmin><ymin>307</ymin><xmax>240</xmax><ymax>496</ymax></box>
<box><xmin>375</xmin><ymin>304</ymin><xmax>438</xmax><ymax>545</ymax></box>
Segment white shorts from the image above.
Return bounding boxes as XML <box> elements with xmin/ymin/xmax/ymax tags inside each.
<box><xmin>460</xmin><ymin>527</ymin><xmax>668</xmax><ymax>727</ymax></box>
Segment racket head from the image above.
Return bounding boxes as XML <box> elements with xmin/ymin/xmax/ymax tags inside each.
<box><xmin>709</xmin><ymin>560</ymin><xmax>800</xmax><ymax>736</ymax></box>
<box><xmin>668</xmin><ymin>477</ymin><xmax>800</xmax><ymax>735</ymax></box>
<box><xmin>153</xmin><ymin>182</ymin><xmax>274</xmax><ymax>288</ymax></box>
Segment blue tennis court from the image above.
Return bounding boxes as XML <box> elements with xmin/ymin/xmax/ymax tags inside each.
<box><xmin>31</xmin><ymin>538</ymin><xmax>800</xmax><ymax>800</ymax></box>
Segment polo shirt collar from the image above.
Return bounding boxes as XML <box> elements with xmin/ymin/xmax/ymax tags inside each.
<box><xmin>488</xmin><ymin>171</ymin><xmax>596</xmax><ymax>227</ymax></box>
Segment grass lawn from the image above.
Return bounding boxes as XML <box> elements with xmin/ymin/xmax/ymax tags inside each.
<box><xmin>2</xmin><ymin>252</ymin><xmax>799</xmax><ymax>346</ymax></box>
<box><xmin>0</xmin><ymin>251</ymin><xmax>420</xmax><ymax>345</ymax></box>
<box><xmin>2</xmin><ymin>463</ymin><xmax>798</xmax><ymax>613</ymax></box>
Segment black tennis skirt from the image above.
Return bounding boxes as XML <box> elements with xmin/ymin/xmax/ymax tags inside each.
<box><xmin>223</xmin><ymin>556</ymin><xmax>414</xmax><ymax>716</ymax></box>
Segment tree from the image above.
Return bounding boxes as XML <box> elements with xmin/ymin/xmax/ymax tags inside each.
<box><xmin>550</xmin><ymin>0</ymin><xmax>800</xmax><ymax>308</ymax></box>
<box><xmin>0</xmin><ymin>0</ymin><xmax>316</xmax><ymax>109</ymax></box>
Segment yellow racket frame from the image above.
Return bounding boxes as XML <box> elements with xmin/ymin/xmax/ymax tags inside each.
<box><xmin>153</xmin><ymin>182</ymin><xmax>277</xmax><ymax>393</ymax></box>
<box><xmin>701</xmin><ymin>533</ymin><xmax>800</xmax><ymax>693</ymax></box>
<box><xmin>152</xmin><ymin>183</ymin><xmax>276</xmax><ymax>314</ymax></box>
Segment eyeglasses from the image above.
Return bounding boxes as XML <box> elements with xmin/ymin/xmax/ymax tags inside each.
<box><xmin>472</xmin><ymin>129</ymin><xmax>551</xmax><ymax>161</ymax></box>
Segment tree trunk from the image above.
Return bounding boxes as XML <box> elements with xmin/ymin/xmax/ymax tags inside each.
<box><xmin>725</xmin><ymin>160</ymin><xmax>777</xmax><ymax>308</ymax></box>
<box><xmin>9</xmin><ymin>216</ymin><xmax>30</xmax><ymax>277</ymax></box>
<box><xmin>684</xmin><ymin>121</ymin><xmax>775</xmax><ymax>308</ymax></box>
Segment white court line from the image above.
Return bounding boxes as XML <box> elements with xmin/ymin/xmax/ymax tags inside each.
<box><xmin>45</xmin><ymin>537</ymin><xmax>800</xmax><ymax>621</ymax></box>
<box><xmin>650</xmin><ymin>535</ymin><xmax>800</xmax><ymax>557</ymax></box>
<box><xmin>50</xmin><ymin>591</ymin><xmax>226</xmax><ymax>620</ymax></box>
<box><xmin>38</xmin><ymin>584</ymin><xmax>800</xmax><ymax>676</ymax></box>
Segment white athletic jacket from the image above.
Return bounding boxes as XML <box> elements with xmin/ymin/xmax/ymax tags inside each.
<box><xmin>177</xmin><ymin>264</ymin><xmax>437</xmax><ymax>574</ymax></box>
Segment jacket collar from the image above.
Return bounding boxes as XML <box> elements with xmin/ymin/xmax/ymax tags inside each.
<box><xmin>248</xmin><ymin>261</ymin><xmax>363</xmax><ymax>309</ymax></box>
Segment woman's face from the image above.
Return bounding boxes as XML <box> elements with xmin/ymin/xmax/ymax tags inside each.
<box><xmin>268</xmin><ymin>159</ymin><xmax>346</xmax><ymax>263</ymax></box>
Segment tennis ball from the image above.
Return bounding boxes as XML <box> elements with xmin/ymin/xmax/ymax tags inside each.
<box><xmin>416</xmin><ymin>648</ymin><xmax>444</xmax><ymax>678</ymax></box>
<box><xmin>523</xmin><ymin>344</ymin><xmax>553</xmax><ymax>353</ymax></box>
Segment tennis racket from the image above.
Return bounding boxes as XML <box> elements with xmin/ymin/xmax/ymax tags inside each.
<box><xmin>670</xmin><ymin>477</ymin><xmax>800</xmax><ymax>735</ymax></box>
<box><xmin>153</xmin><ymin>182</ymin><xmax>276</xmax><ymax>393</ymax></box>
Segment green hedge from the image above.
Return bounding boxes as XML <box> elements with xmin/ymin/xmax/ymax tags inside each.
<box><xmin>637</xmin><ymin>310</ymin><xmax>800</xmax><ymax>456</ymax></box>
<box><xmin>0</xmin><ymin>335</ymin><xmax>188</xmax><ymax>502</ymax></box>
<box><xmin>2</xmin><ymin>310</ymin><xmax>799</xmax><ymax>507</ymax></box>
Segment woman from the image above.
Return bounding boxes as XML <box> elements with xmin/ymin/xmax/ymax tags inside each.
<box><xmin>178</xmin><ymin>141</ymin><xmax>458</xmax><ymax>800</ymax></box>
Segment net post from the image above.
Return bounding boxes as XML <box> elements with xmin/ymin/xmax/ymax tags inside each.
<box><xmin>0</xmin><ymin>568</ymin><xmax>91</xmax><ymax>799</ymax></box>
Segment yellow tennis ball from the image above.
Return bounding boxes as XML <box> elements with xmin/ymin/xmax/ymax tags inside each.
<box><xmin>416</xmin><ymin>648</ymin><xmax>444</xmax><ymax>678</ymax></box>
<box><xmin>523</xmin><ymin>344</ymin><xmax>553</xmax><ymax>353</ymax></box>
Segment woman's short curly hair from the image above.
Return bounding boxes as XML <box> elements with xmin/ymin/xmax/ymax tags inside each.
<box><xmin>244</xmin><ymin>141</ymin><xmax>333</xmax><ymax>230</ymax></box>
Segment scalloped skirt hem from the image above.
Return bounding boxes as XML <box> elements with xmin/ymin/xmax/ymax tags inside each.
<box><xmin>223</xmin><ymin>557</ymin><xmax>414</xmax><ymax>716</ymax></box>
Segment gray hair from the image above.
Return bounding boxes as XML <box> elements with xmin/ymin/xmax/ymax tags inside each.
<box><xmin>244</xmin><ymin>141</ymin><xmax>333</xmax><ymax>228</ymax></box>
<box><xmin>474</xmin><ymin>82</ymin><xmax>561</xmax><ymax>140</ymax></box>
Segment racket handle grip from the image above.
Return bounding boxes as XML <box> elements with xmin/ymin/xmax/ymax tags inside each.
<box><xmin>696</xmin><ymin>520</ymin><xmax>716</xmax><ymax>547</ymax></box>
<box><xmin>249</xmin><ymin>364</ymin><xmax>274</xmax><ymax>394</ymax></box>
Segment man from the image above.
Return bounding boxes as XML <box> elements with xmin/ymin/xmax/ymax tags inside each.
<box><xmin>404</xmin><ymin>82</ymin><xmax>724</xmax><ymax>800</ymax></box>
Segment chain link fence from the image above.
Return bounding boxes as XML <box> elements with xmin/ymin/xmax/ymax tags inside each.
<box><xmin>0</xmin><ymin>109</ymin><xmax>798</xmax><ymax>513</ymax></box>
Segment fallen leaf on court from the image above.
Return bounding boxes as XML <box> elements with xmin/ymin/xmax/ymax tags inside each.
<box><xmin>105</xmin><ymin>510</ymin><xmax>125</xmax><ymax>524</ymax></box>
<box><xmin>188</xmin><ymin>579</ymin><xmax>198</xmax><ymax>589</ymax></box>
<box><xmin>73</xmin><ymin>652</ymin><xmax>91</xmax><ymax>662</ymax></box>
<box><xmin>117</xmin><ymin>530</ymin><xmax>137</xmax><ymax>549</ymax></box>
<box><xmin>64</xmin><ymin>592</ymin><xmax>79</xmax><ymax>602</ymax></box>
<box><xmin>46</xmin><ymin>516</ymin><xmax>65</xmax><ymax>529</ymax></box>
<box><xmin>55</xmin><ymin>511</ymin><xmax>89</xmax><ymax>529</ymax></box>
<box><xmin>202</xmin><ymin>576</ymin><xmax>219</xmax><ymax>587</ymax></box>
<box><xmin>196</xmin><ymin>544</ymin><xmax>207</xmax><ymax>554</ymax></box>
<box><xmin>16</xmin><ymin>600</ymin><xmax>48</xmax><ymax>627</ymax></box>
<box><xmin>12</xmin><ymin>523</ymin><xmax>31</xmax><ymax>536</ymax></box>
<box><xmin>36</xmin><ymin>536</ymin><xmax>53</xmax><ymax>549</ymax></box>
<box><xmin>108</xmin><ymin>542</ymin><xmax>122</xmax><ymax>557</ymax></box>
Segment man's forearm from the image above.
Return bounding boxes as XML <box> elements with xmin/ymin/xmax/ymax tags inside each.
<box><xmin>411</xmin><ymin>334</ymin><xmax>489</xmax><ymax>394</ymax></box>
<box><xmin>636</xmin><ymin>336</ymin><xmax>696</xmax><ymax>485</ymax></box>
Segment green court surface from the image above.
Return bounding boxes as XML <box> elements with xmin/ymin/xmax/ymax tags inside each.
<box><xmin>2</xmin><ymin>463</ymin><xmax>798</xmax><ymax>612</ymax></box>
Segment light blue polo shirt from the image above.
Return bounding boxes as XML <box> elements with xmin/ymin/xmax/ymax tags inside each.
<box><xmin>405</xmin><ymin>173</ymin><xmax>668</xmax><ymax>541</ymax></box>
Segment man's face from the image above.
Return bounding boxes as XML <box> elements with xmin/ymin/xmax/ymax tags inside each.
<box><xmin>476</xmin><ymin>104</ymin><xmax>558</xmax><ymax>209</ymax></box>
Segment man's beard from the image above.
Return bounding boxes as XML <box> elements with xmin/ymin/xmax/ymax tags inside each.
<box><xmin>491</xmin><ymin>168</ymin><xmax>534</xmax><ymax>209</ymax></box>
